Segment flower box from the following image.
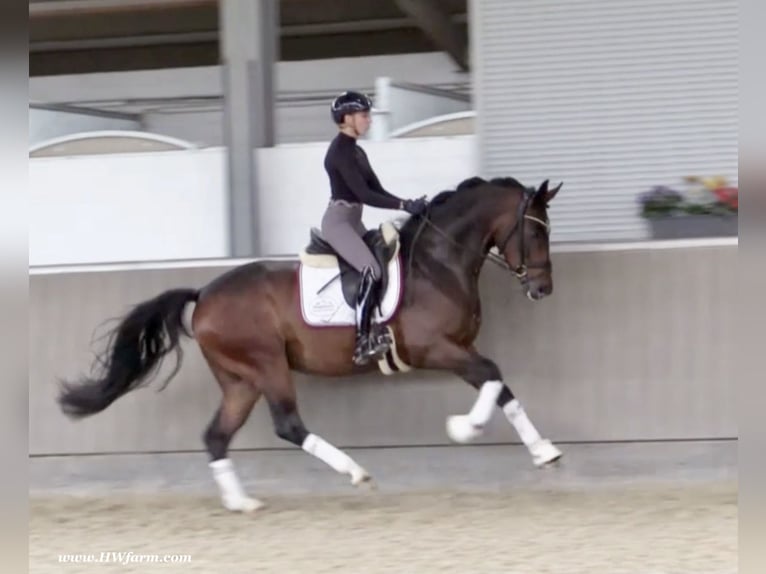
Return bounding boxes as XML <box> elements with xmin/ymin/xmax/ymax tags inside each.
<box><xmin>647</xmin><ymin>213</ymin><xmax>738</xmax><ymax>240</ymax></box>
<box><xmin>637</xmin><ymin>176</ymin><xmax>738</xmax><ymax>240</ymax></box>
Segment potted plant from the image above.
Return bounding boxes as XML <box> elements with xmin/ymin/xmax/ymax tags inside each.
<box><xmin>638</xmin><ymin>176</ymin><xmax>738</xmax><ymax>239</ymax></box>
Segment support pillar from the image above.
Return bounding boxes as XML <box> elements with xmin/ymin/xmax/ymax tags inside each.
<box><xmin>219</xmin><ymin>0</ymin><xmax>278</xmax><ymax>257</ymax></box>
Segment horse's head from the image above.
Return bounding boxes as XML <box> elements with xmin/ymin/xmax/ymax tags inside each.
<box><xmin>492</xmin><ymin>179</ymin><xmax>562</xmax><ymax>301</ymax></box>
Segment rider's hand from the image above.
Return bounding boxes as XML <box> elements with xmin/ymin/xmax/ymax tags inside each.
<box><xmin>402</xmin><ymin>197</ymin><xmax>427</xmax><ymax>216</ymax></box>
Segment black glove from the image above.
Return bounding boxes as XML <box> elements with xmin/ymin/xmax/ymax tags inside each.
<box><xmin>402</xmin><ymin>197</ymin><xmax>428</xmax><ymax>216</ymax></box>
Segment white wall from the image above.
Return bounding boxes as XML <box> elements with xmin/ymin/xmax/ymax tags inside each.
<box><xmin>255</xmin><ymin>136</ymin><xmax>478</xmax><ymax>255</ymax></box>
<box><xmin>29</xmin><ymin>137</ymin><xmax>478</xmax><ymax>266</ymax></box>
<box><xmin>29</xmin><ymin>149</ymin><xmax>228</xmax><ymax>266</ymax></box>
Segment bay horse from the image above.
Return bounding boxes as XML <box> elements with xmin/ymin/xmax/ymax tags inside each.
<box><xmin>57</xmin><ymin>175</ymin><xmax>564</xmax><ymax>512</ymax></box>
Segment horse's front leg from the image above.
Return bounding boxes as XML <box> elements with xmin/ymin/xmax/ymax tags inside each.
<box><xmin>425</xmin><ymin>343</ymin><xmax>562</xmax><ymax>467</ymax></box>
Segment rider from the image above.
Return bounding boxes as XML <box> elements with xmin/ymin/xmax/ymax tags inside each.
<box><xmin>322</xmin><ymin>90</ymin><xmax>427</xmax><ymax>365</ymax></box>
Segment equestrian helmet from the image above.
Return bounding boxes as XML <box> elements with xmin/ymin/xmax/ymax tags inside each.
<box><xmin>330</xmin><ymin>90</ymin><xmax>373</xmax><ymax>124</ymax></box>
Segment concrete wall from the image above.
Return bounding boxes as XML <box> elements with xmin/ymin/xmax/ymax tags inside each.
<box><xmin>29</xmin><ymin>239</ymin><xmax>737</xmax><ymax>456</ymax></box>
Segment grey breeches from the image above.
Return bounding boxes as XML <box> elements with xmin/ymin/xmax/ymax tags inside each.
<box><xmin>320</xmin><ymin>200</ymin><xmax>382</xmax><ymax>279</ymax></box>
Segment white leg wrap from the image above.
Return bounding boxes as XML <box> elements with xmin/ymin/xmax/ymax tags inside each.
<box><xmin>502</xmin><ymin>400</ymin><xmax>562</xmax><ymax>466</ymax></box>
<box><xmin>502</xmin><ymin>399</ymin><xmax>542</xmax><ymax>446</ymax></box>
<box><xmin>210</xmin><ymin>458</ymin><xmax>248</xmax><ymax>498</ymax></box>
<box><xmin>468</xmin><ymin>380</ymin><xmax>504</xmax><ymax>427</ymax></box>
<box><xmin>446</xmin><ymin>380</ymin><xmax>503</xmax><ymax>444</ymax></box>
<box><xmin>302</xmin><ymin>433</ymin><xmax>369</xmax><ymax>485</ymax></box>
<box><xmin>209</xmin><ymin>458</ymin><xmax>264</xmax><ymax>512</ymax></box>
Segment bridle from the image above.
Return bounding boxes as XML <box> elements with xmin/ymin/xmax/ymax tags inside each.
<box><xmin>407</xmin><ymin>186</ymin><xmax>552</xmax><ymax>283</ymax></box>
<box><xmin>491</xmin><ymin>187</ymin><xmax>551</xmax><ymax>280</ymax></box>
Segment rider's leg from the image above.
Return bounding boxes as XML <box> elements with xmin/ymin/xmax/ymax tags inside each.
<box><xmin>320</xmin><ymin>201</ymin><xmax>382</xmax><ymax>278</ymax></box>
<box><xmin>320</xmin><ymin>201</ymin><xmax>389</xmax><ymax>364</ymax></box>
<box><xmin>349</xmin><ymin>207</ymin><xmax>371</xmax><ymax>238</ymax></box>
<box><xmin>354</xmin><ymin>265</ymin><xmax>390</xmax><ymax>361</ymax></box>
<box><xmin>343</xmin><ymin>204</ymin><xmax>392</xmax><ymax>349</ymax></box>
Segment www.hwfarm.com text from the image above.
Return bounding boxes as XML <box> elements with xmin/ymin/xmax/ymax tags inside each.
<box><xmin>59</xmin><ymin>552</ymin><xmax>192</xmax><ymax>565</ymax></box>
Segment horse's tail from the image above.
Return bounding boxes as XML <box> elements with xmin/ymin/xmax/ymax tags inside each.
<box><xmin>57</xmin><ymin>288</ymin><xmax>199</xmax><ymax>419</ymax></box>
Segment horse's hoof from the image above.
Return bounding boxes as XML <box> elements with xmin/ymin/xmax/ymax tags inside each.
<box><xmin>446</xmin><ymin>415</ymin><xmax>483</xmax><ymax>444</ymax></box>
<box><xmin>222</xmin><ymin>496</ymin><xmax>266</xmax><ymax>513</ymax></box>
<box><xmin>351</xmin><ymin>468</ymin><xmax>374</xmax><ymax>488</ymax></box>
<box><xmin>356</xmin><ymin>476</ymin><xmax>377</xmax><ymax>491</ymax></box>
<box><xmin>531</xmin><ymin>439</ymin><xmax>563</xmax><ymax>467</ymax></box>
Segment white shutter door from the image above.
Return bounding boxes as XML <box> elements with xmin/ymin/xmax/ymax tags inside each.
<box><xmin>471</xmin><ymin>0</ymin><xmax>738</xmax><ymax>242</ymax></box>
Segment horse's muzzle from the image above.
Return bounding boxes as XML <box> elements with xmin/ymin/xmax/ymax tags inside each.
<box><xmin>524</xmin><ymin>280</ymin><xmax>552</xmax><ymax>301</ymax></box>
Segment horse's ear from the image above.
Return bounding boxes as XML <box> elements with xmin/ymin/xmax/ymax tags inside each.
<box><xmin>545</xmin><ymin>181</ymin><xmax>563</xmax><ymax>203</ymax></box>
<box><xmin>533</xmin><ymin>179</ymin><xmax>549</xmax><ymax>204</ymax></box>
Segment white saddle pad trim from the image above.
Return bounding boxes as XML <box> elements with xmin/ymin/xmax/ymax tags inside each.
<box><xmin>299</xmin><ymin>254</ymin><xmax>403</xmax><ymax>327</ymax></box>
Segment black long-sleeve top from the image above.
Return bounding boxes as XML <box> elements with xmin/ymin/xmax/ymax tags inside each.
<box><xmin>323</xmin><ymin>131</ymin><xmax>403</xmax><ymax>209</ymax></box>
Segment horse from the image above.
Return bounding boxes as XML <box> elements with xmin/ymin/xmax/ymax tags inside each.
<box><xmin>57</xmin><ymin>175</ymin><xmax>564</xmax><ymax>512</ymax></box>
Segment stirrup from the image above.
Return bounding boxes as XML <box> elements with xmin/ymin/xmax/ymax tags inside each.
<box><xmin>353</xmin><ymin>336</ymin><xmax>376</xmax><ymax>365</ymax></box>
<box><xmin>370</xmin><ymin>323</ymin><xmax>392</xmax><ymax>352</ymax></box>
<box><xmin>352</xmin><ymin>328</ymin><xmax>389</xmax><ymax>365</ymax></box>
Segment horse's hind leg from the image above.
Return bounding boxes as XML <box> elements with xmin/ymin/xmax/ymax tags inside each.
<box><xmin>203</xmin><ymin>363</ymin><xmax>265</xmax><ymax>512</ymax></box>
<box><xmin>259</xmin><ymin>354</ymin><xmax>373</xmax><ymax>487</ymax></box>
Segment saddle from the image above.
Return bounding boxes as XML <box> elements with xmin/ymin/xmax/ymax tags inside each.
<box><xmin>300</xmin><ymin>222</ymin><xmax>400</xmax><ymax>308</ymax></box>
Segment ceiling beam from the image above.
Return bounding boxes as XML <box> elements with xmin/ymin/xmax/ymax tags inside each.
<box><xmin>393</xmin><ymin>0</ymin><xmax>468</xmax><ymax>71</ymax></box>
<box><xmin>30</xmin><ymin>32</ymin><xmax>218</xmax><ymax>52</ymax></box>
<box><xmin>29</xmin><ymin>27</ymin><xmax>446</xmax><ymax>75</ymax></box>
<box><xmin>29</xmin><ymin>0</ymin><xmax>215</xmax><ymax>17</ymax></box>
<box><xmin>29</xmin><ymin>15</ymin><xmax>468</xmax><ymax>53</ymax></box>
<box><xmin>29</xmin><ymin>18</ymin><xmax>421</xmax><ymax>53</ymax></box>
<box><xmin>30</xmin><ymin>102</ymin><xmax>140</xmax><ymax>121</ymax></box>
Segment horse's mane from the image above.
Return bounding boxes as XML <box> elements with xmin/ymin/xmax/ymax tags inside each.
<box><xmin>398</xmin><ymin>175</ymin><xmax>526</xmax><ymax>238</ymax></box>
<box><xmin>425</xmin><ymin>175</ymin><xmax>525</xmax><ymax>206</ymax></box>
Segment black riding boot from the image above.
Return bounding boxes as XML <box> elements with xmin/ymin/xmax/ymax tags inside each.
<box><xmin>353</xmin><ymin>267</ymin><xmax>391</xmax><ymax>365</ymax></box>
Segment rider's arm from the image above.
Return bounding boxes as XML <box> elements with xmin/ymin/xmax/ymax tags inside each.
<box><xmin>332</xmin><ymin>154</ymin><xmax>403</xmax><ymax>209</ymax></box>
<box><xmin>357</xmin><ymin>148</ymin><xmax>401</xmax><ymax>201</ymax></box>
<box><xmin>367</xmin><ymin>171</ymin><xmax>402</xmax><ymax>202</ymax></box>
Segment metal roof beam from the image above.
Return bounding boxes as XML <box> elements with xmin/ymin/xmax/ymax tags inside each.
<box><xmin>29</xmin><ymin>0</ymin><xmax>215</xmax><ymax>17</ymax></box>
<box><xmin>393</xmin><ymin>0</ymin><xmax>468</xmax><ymax>71</ymax></box>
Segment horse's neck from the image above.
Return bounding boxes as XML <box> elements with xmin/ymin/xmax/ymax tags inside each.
<box><xmin>413</xmin><ymin>202</ymin><xmax>495</xmax><ymax>293</ymax></box>
<box><xmin>437</xmin><ymin>201</ymin><xmax>495</xmax><ymax>267</ymax></box>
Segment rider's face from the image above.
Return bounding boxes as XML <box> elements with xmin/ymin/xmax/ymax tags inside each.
<box><xmin>346</xmin><ymin>111</ymin><xmax>371</xmax><ymax>136</ymax></box>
